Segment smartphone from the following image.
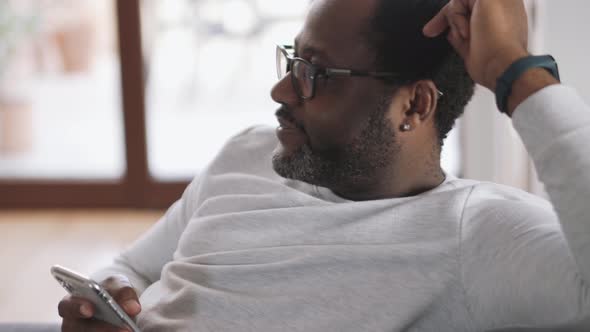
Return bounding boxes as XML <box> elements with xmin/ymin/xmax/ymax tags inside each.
<box><xmin>51</xmin><ymin>265</ymin><xmax>141</xmax><ymax>332</ymax></box>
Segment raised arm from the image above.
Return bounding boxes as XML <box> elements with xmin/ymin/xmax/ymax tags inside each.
<box><xmin>425</xmin><ymin>0</ymin><xmax>590</xmax><ymax>328</ymax></box>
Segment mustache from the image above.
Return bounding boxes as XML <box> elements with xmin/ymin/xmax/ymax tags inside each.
<box><xmin>275</xmin><ymin>106</ymin><xmax>304</xmax><ymax>131</ymax></box>
<box><xmin>275</xmin><ymin>105</ymin><xmax>294</xmax><ymax>121</ymax></box>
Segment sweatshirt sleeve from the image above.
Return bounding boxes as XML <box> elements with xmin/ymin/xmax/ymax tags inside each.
<box><xmin>460</xmin><ymin>85</ymin><xmax>590</xmax><ymax>329</ymax></box>
<box><xmin>512</xmin><ymin>85</ymin><xmax>590</xmax><ymax>284</ymax></box>
<box><xmin>91</xmin><ymin>177</ymin><xmax>201</xmax><ymax>295</ymax></box>
<box><xmin>89</xmin><ymin>126</ymin><xmax>274</xmax><ymax>295</ymax></box>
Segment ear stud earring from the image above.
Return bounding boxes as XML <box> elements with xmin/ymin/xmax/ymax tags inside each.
<box><xmin>401</xmin><ymin>123</ymin><xmax>412</xmax><ymax>132</ymax></box>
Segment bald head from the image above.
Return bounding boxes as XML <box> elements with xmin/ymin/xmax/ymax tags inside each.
<box><xmin>298</xmin><ymin>0</ymin><xmax>380</xmax><ymax>70</ymax></box>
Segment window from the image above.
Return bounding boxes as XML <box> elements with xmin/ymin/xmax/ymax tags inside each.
<box><xmin>0</xmin><ymin>0</ymin><xmax>125</xmax><ymax>180</ymax></box>
<box><xmin>141</xmin><ymin>0</ymin><xmax>309</xmax><ymax>180</ymax></box>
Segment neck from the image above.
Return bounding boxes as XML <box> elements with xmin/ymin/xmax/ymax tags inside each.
<box><xmin>332</xmin><ymin>159</ymin><xmax>446</xmax><ymax>201</ymax></box>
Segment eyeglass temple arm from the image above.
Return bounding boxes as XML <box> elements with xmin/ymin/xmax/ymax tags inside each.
<box><xmin>324</xmin><ymin>68</ymin><xmax>444</xmax><ymax>97</ymax></box>
<box><xmin>325</xmin><ymin>68</ymin><xmax>399</xmax><ymax>78</ymax></box>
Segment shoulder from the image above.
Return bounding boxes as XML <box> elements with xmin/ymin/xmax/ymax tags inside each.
<box><xmin>220</xmin><ymin>125</ymin><xmax>278</xmax><ymax>157</ymax></box>
<box><xmin>181</xmin><ymin>125</ymin><xmax>282</xmax><ymax>209</ymax></box>
<box><xmin>225</xmin><ymin>125</ymin><xmax>278</xmax><ymax>150</ymax></box>
<box><xmin>465</xmin><ymin>181</ymin><xmax>552</xmax><ymax>212</ymax></box>
<box><xmin>205</xmin><ymin>125</ymin><xmax>279</xmax><ymax>176</ymax></box>
<box><xmin>460</xmin><ymin>181</ymin><xmax>560</xmax><ymax>246</ymax></box>
<box><xmin>458</xmin><ymin>183</ymin><xmax>583</xmax><ymax>326</ymax></box>
<box><xmin>441</xmin><ymin>177</ymin><xmax>553</xmax><ymax>216</ymax></box>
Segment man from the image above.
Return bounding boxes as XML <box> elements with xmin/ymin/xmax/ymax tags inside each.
<box><xmin>58</xmin><ymin>0</ymin><xmax>590</xmax><ymax>331</ymax></box>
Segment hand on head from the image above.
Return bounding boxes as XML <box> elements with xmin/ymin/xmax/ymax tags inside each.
<box><xmin>423</xmin><ymin>0</ymin><xmax>530</xmax><ymax>91</ymax></box>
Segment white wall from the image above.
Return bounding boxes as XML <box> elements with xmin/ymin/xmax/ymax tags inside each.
<box><xmin>543</xmin><ymin>0</ymin><xmax>590</xmax><ymax>104</ymax></box>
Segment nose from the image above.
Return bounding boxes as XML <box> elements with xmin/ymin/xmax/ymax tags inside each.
<box><xmin>270</xmin><ymin>73</ymin><xmax>300</xmax><ymax>107</ymax></box>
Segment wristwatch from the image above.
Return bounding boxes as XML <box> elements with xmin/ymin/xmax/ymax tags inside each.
<box><xmin>495</xmin><ymin>55</ymin><xmax>561</xmax><ymax>114</ymax></box>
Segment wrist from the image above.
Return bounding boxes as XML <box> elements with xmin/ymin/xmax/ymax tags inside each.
<box><xmin>485</xmin><ymin>49</ymin><xmax>530</xmax><ymax>91</ymax></box>
<box><xmin>506</xmin><ymin>68</ymin><xmax>560</xmax><ymax>116</ymax></box>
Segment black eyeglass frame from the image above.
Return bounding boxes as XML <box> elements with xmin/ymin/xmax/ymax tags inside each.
<box><xmin>277</xmin><ymin>44</ymin><xmax>403</xmax><ymax>99</ymax></box>
<box><xmin>276</xmin><ymin>45</ymin><xmax>444</xmax><ymax>100</ymax></box>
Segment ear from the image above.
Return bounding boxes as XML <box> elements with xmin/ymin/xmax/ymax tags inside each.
<box><xmin>402</xmin><ymin>80</ymin><xmax>439</xmax><ymax>130</ymax></box>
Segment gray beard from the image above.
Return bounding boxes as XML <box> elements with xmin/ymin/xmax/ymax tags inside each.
<box><xmin>272</xmin><ymin>98</ymin><xmax>399</xmax><ymax>191</ymax></box>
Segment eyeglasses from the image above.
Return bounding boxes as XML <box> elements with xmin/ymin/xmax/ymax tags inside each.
<box><xmin>276</xmin><ymin>44</ymin><xmax>403</xmax><ymax>100</ymax></box>
<box><xmin>276</xmin><ymin>45</ymin><xmax>444</xmax><ymax>100</ymax></box>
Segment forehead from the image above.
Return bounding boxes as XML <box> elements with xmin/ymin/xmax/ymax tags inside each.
<box><xmin>296</xmin><ymin>0</ymin><xmax>378</xmax><ymax>66</ymax></box>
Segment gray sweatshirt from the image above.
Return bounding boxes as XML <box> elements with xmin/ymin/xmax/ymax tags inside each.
<box><xmin>95</xmin><ymin>85</ymin><xmax>590</xmax><ymax>331</ymax></box>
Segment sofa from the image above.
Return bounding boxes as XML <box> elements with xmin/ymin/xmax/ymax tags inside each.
<box><xmin>0</xmin><ymin>324</ymin><xmax>59</xmax><ymax>332</ymax></box>
<box><xmin>1</xmin><ymin>317</ymin><xmax>588</xmax><ymax>332</ymax></box>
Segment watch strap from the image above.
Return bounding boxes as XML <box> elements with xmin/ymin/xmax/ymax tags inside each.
<box><xmin>495</xmin><ymin>55</ymin><xmax>560</xmax><ymax>114</ymax></box>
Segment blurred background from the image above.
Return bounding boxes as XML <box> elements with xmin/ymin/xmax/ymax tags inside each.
<box><xmin>0</xmin><ymin>0</ymin><xmax>588</xmax><ymax>324</ymax></box>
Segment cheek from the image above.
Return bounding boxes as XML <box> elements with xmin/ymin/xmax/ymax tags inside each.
<box><xmin>302</xmin><ymin>114</ymin><xmax>345</xmax><ymax>151</ymax></box>
<box><xmin>302</xmin><ymin>91</ymin><xmax>378</xmax><ymax>151</ymax></box>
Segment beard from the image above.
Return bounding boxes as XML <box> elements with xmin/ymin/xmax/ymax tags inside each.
<box><xmin>272</xmin><ymin>96</ymin><xmax>400</xmax><ymax>191</ymax></box>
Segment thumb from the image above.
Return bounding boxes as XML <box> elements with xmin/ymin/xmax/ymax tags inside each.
<box><xmin>101</xmin><ymin>275</ymin><xmax>142</xmax><ymax>317</ymax></box>
<box><xmin>116</xmin><ymin>286</ymin><xmax>142</xmax><ymax>317</ymax></box>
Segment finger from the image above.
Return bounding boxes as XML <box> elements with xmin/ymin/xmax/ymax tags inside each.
<box><xmin>451</xmin><ymin>13</ymin><xmax>470</xmax><ymax>40</ymax></box>
<box><xmin>423</xmin><ymin>4</ymin><xmax>450</xmax><ymax>37</ymax></box>
<box><xmin>447</xmin><ymin>27</ymin><xmax>469</xmax><ymax>60</ymax></box>
<box><xmin>116</xmin><ymin>286</ymin><xmax>142</xmax><ymax>316</ymax></box>
<box><xmin>102</xmin><ymin>275</ymin><xmax>141</xmax><ymax>316</ymax></box>
<box><xmin>447</xmin><ymin>0</ymin><xmax>471</xmax><ymax>39</ymax></box>
<box><xmin>58</xmin><ymin>296</ymin><xmax>95</xmax><ymax>319</ymax></box>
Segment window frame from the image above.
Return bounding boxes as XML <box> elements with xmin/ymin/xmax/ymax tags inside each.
<box><xmin>0</xmin><ymin>0</ymin><xmax>187</xmax><ymax>209</ymax></box>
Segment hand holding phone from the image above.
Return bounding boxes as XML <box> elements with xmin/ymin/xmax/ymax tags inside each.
<box><xmin>52</xmin><ymin>265</ymin><xmax>142</xmax><ymax>332</ymax></box>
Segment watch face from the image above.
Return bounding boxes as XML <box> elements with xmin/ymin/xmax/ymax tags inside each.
<box><xmin>537</xmin><ymin>55</ymin><xmax>560</xmax><ymax>82</ymax></box>
<box><xmin>548</xmin><ymin>56</ymin><xmax>561</xmax><ymax>82</ymax></box>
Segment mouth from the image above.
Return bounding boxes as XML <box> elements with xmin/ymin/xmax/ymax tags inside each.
<box><xmin>277</xmin><ymin>116</ymin><xmax>300</xmax><ymax>130</ymax></box>
<box><xmin>275</xmin><ymin>107</ymin><xmax>307</xmax><ymax>150</ymax></box>
<box><xmin>275</xmin><ymin>107</ymin><xmax>304</xmax><ymax>131</ymax></box>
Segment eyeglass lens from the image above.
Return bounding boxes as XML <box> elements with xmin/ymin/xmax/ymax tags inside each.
<box><xmin>276</xmin><ymin>47</ymin><xmax>289</xmax><ymax>80</ymax></box>
<box><xmin>277</xmin><ymin>48</ymin><xmax>315</xmax><ymax>98</ymax></box>
<box><xmin>292</xmin><ymin>60</ymin><xmax>314</xmax><ymax>98</ymax></box>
